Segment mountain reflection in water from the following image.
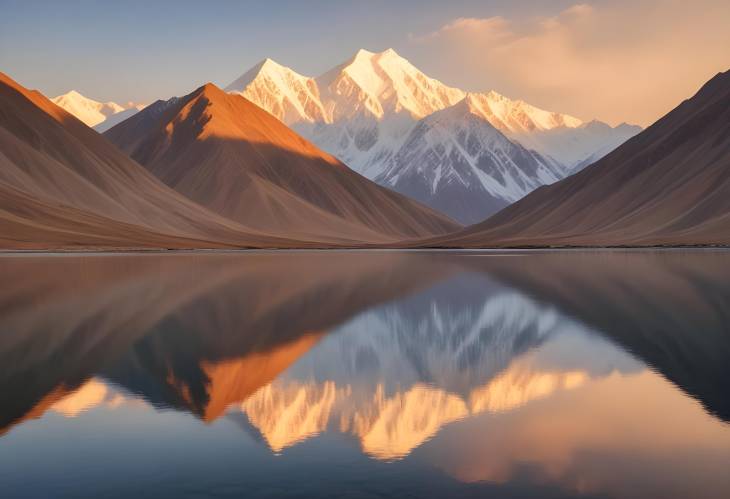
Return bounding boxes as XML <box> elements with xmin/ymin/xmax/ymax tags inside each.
<box><xmin>0</xmin><ymin>250</ymin><xmax>729</xmax><ymax>499</ymax></box>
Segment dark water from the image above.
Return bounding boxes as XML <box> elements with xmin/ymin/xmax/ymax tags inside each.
<box><xmin>1</xmin><ymin>250</ymin><xmax>729</xmax><ymax>499</ymax></box>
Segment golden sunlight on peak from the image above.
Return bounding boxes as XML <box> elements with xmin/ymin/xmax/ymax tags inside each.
<box><xmin>241</xmin><ymin>381</ymin><xmax>343</xmax><ymax>453</ymax></box>
<box><xmin>236</xmin><ymin>363</ymin><xmax>594</xmax><ymax>461</ymax></box>
<box><xmin>352</xmin><ymin>384</ymin><xmax>468</xmax><ymax>460</ymax></box>
<box><xmin>469</xmin><ymin>367</ymin><xmax>588</xmax><ymax>413</ymax></box>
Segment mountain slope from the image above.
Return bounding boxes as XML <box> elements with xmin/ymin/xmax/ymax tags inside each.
<box><xmin>433</xmin><ymin>70</ymin><xmax>730</xmax><ymax>247</ymax></box>
<box><xmin>93</xmin><ymin>107</ymin><xmax>143</xmax><ymax>133</ymax></box>
<box><xmin>0</xmin><ymin>72</ymin><xmax>306</xmax><ymax>249</ymax></box>
<box><xmin>51</xmin><ymin>90</ymin><xmax>143</xmax><ymax>131</ymax></box>
<box><xmin>105</xmin><ymin>82</ymin><xmax>460</xmax><ymax>242</ymax></box>
<box><xmin>0</xmin><ymin>182</ymin><xmax>227</xmax><ymax>250</ymax></box>
<box><xmin>373</xmin><ymin>96</ymin><xmax>564</xmax><ymax>224</ymax></box>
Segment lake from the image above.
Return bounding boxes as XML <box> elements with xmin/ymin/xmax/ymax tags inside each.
<box><xmin>1</xmin><ymin>250</ymin><xmax>729</xmax><ymax>499</ymax></box>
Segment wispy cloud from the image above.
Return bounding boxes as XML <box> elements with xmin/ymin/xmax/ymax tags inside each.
<box><xmin>410</xmin><ymin>16</ymin><xmax>511</xmax><ymax>43</ymax></box>
<box><xmin>408</xmin><ymin>1</ymin><xmax>730</xmax><ymax>126</ymax></box>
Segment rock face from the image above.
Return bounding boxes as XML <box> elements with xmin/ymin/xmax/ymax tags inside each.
<box><xmin>227</xmin><ymin>48</ymin><xmax>640</xmax><ymax>223</ymax></box>
<box><xmin>433</xmin><ymin>70</ymin><xmax>730</xmax><ymax>247</ymax></box>
<box><xmin>104</xmin><ymin>82</ymin><xmax>460</xmax><ymax>243</ymax></box>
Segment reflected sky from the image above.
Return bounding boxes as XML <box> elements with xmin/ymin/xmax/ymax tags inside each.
<box><xmin>0</xmin><ymin>250</ymin><xmax>729</xmax><ymax>499</ymax></box>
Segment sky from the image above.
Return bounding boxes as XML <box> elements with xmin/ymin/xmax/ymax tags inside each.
<box><xmin>1</xmin><ymin>0</ymin><xmax>728</xmax><ymax>127</ymax></box>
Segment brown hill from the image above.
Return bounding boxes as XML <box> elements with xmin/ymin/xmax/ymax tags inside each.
<box><xmin>104</xmin><ymin>83</ymin><xmax>460</xmax><ymax>242</ymax></box>
<box><xmin>431</xmin><ymin>70</ymin><xmax>730</xmax><ymax>247</ymax></box>
<box><xmin>0</xmin><ymin>182</ymin><xmax>225</xmax><ymax>249</ymax></box>
<box><xmin>0</xmin><ymin>72</ymin><xmax>304</xmax><ymax>249</ymax></box>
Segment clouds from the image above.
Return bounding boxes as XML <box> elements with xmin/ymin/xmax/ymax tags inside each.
<box><xmin>412</xmin><ymin>16</ymin><xmax>512</xmax><ymax>42</ymax></box>
<box><xmin>409</xmin><ymin>1</ymin><xmax>730</xmax><ymax>126</ymax></box>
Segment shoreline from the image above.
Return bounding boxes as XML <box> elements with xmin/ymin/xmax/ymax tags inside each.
<box><xmin>1</xmin><ymin>245</ymin><xmax>729</xmax><ymax>256</ymax></box>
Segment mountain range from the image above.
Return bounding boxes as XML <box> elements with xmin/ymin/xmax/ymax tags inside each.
<box><xmin>0</xmin><ymin>73</ymin><xmax>457</xmax><ymax>249</ymax></box>
<box><xmin>226</xmin><ymin>48</ymin><xmax>641</xmax><ymax>223</ymax></box>
<box><xmin>1</xmin><ymin>60</ymin><xmax>728</xmax><ymax>249</ymax></box>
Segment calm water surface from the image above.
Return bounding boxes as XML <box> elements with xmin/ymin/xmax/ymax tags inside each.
<box><xmin>1</xmin><ymin>250</ymin><xmax>729</xmax><ymax>499</ymax></box>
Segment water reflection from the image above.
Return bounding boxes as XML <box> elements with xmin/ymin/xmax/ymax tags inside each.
<box><xmin>0</xmin><ymin>252</ymin><xmax>446</xmax><ymax>433</ymax></box>
<box><xmin>250</xmin><ymin>273</ymin><xmax>640</xmax><ymax>461</ymax></box>
<box><xmin>0</xmin><ymin>250</ymin><xmax>729</xmax><ymax>499</ymax></box>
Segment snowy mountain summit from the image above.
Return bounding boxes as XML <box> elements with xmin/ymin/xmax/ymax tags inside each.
<box><xmin>226</xmin><ymin>48</ymin><xmax>465</xmax><ymax>124</ymax></box>
<box><xmin>51</xmin><ymin>91</ymin><xmax>145</xmax><ymax>132</ymax></box>
<box><xmin>227</xmin><ymin>48</ymin><xmax>640</xmax><ymax>224</ymax></box>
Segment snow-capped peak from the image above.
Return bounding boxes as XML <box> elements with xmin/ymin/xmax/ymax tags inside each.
<box><xmin>225</xmin><ymin>49</ymin><xmax>596</xmax><ymax>134</ymax></box>
<box><xmin>52</xmin><ymin>90</ymin><xmax>125</xmax><ymax>114</ymax></box>
<box><xmin>59</xmin><ymin>89</ymin><xmax>86</xmax><ymax>100</ymax></box>
<box><xmin>225</xmin><ymin>48</ymin><xmax>466</xmax><ymax>124</ymax></box>
<box><xmin>353</xmin><ymin>47</ymin><xmax>376</xmax><ymax>59</ymax></box>
<box><xmin>225</xmin><ymin>57</ymin><xmax>306</xmax><ymax>92</ymax></box>
<box><xmin>51</xmin><ymin>90</ymin><xmax>140</xmax><ymax>128</ymax></box>
<box><xmin>225</xmin><ymin>57</ymin><xmax>325</xmax><ymax>124</ymax></box>
<box><xmin>460</xmin><ymin>92</ymin><xmax>584</xmax><ymax>134</ymax></box>
<box><xmin>316</xmin><ymin>48</ymin><xmax>466</xmax><ymax>121</ymax></box>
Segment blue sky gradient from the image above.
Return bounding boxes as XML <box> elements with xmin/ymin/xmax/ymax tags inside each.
<box><xmin>1</xmin><ymin>0</ymin><xmax>728</xmax><ymax>126</ymax></box>
<box><xmin>0</xmin><ymin>0</ymin><xmax>578</xmax><ymax>101</ymax></box>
